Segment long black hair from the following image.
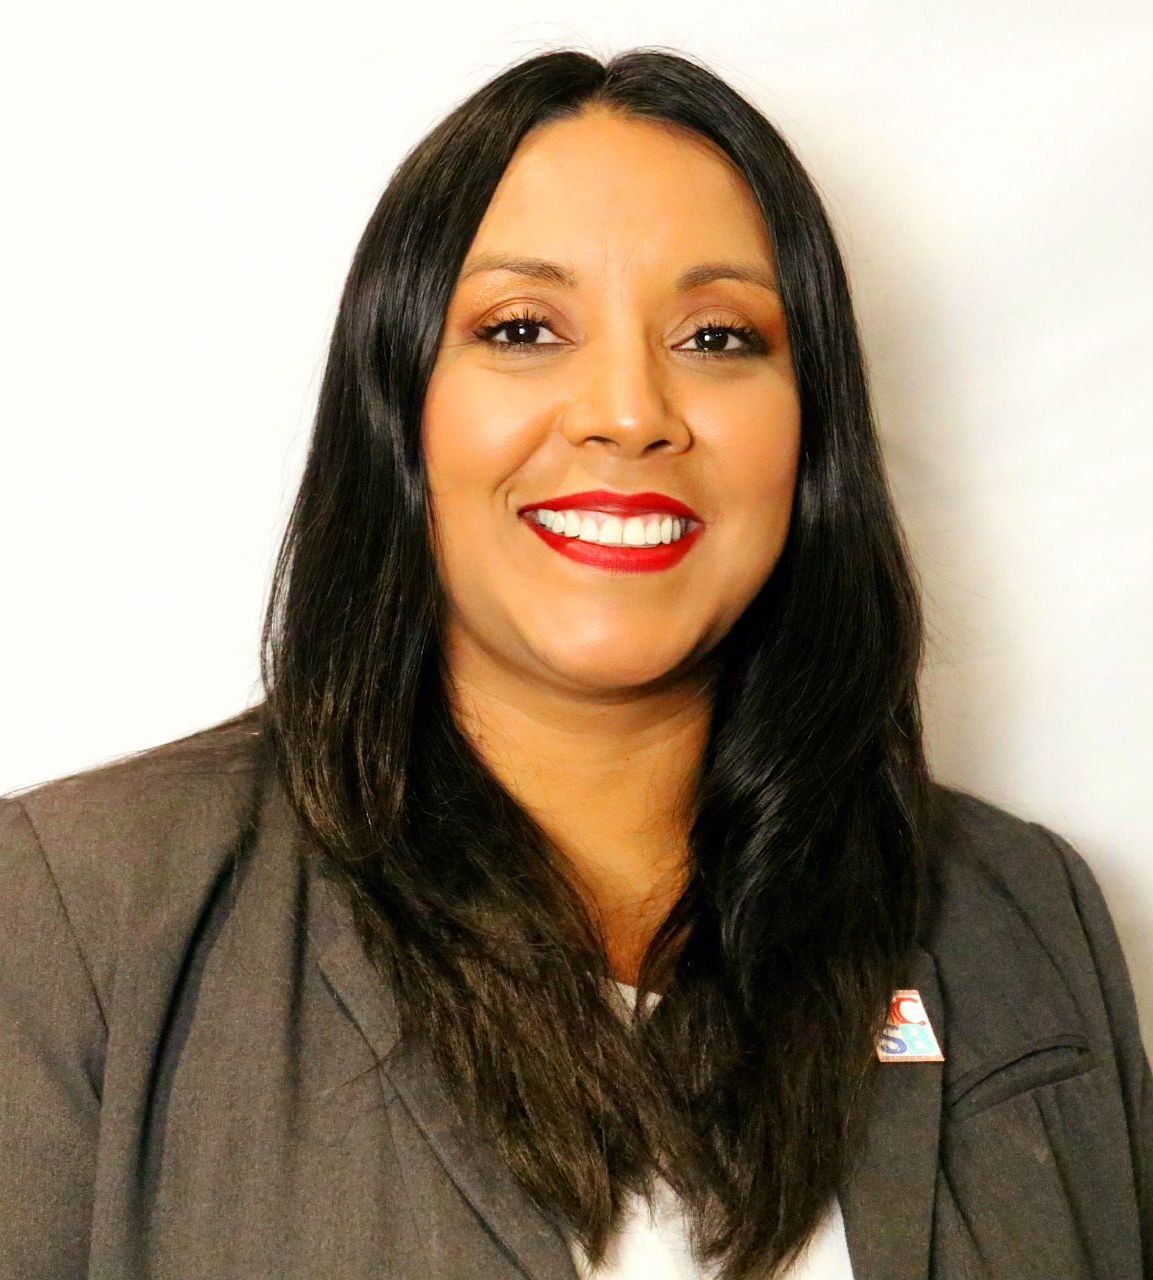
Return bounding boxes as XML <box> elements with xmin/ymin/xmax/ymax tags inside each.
<box><xmin>260</xmin><ymin>45</ymin><xmax>930</xmax><ymax>1279</ymax></box>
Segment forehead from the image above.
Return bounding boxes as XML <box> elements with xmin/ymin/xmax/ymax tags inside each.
<box><xmin>466</xmin><ymin>108</ymin><xmax>775</xmax><ymax>270</ymax></box>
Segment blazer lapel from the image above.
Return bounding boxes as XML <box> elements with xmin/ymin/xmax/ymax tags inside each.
<box><xmin>304</xmin><ymin>840</ymin><xmax>579</xmax><ymax>1280</ymax></box>
<box><xmin>840</xmin><ymin>944</ymin><xmax>944</xmax><ymax>1280</ymax></box>
<box><xmin>385</xmin><ymin>1034</ymin><xmax>581</xmax><ymax>1280</ymax></box>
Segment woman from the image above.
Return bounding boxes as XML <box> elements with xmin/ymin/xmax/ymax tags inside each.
<box><xmin>1</xmin><ymin>46</ymin><xmax>1149</xmax><ymax>1280</ymax></box>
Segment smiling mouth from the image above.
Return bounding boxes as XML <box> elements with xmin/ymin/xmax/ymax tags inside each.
<box><xmin>519</xmin><ymin>507</ymin><xmax>703</xmax><ymax>574</ymax></box>
<box><xmin>525</xmin><ymin>507</ymin><xmax>697</xmax><ymax>547</ymax></box>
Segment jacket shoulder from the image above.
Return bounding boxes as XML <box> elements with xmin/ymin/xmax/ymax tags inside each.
<box><xmin>925</xmin><ymin>781</ymin><xmax>1074</xmax><ymax>904</ymax></box>
<box><xmin>6</xmin><ymin>704</ymin><xmax>268</xmax><ymax>798</ymax></box>
<box><xmin>0</xmin><ymin>707</ymin><xmax>273</xmax><ymax>1013</ymax></box>
<box><xmin>922</xmin><ymin>781</ymin><xmax>1138</xmax><ymax>1087</ymax></box>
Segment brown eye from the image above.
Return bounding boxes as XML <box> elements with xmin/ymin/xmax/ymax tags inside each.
<box><xmin>676</xmin><ymin>323</ymin><xmax>769</xmax><ymax>359</ymax></box>
<box><xmin>475</xmin><ymin>310</ymin><xmax>565</xmax><ymax>353</ymax></box>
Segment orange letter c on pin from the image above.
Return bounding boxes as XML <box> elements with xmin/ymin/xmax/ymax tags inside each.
<box><xmin>890</xmin><ymin>994</ymin><xmax>927</xmax><ymax>1026</ymax></box>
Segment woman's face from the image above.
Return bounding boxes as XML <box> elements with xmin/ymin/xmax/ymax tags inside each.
<box><xmin>422</xmin><ymin>107</ymin><xmax>801</xmax><ymax>697</ymax></box>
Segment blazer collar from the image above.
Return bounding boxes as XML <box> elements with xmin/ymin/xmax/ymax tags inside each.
<box><xmin>303</xmin><ymin>812</ymin><xmax>941</xmax><ymax>1280</ymax></box>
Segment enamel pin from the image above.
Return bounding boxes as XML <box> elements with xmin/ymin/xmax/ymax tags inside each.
<box><xmin>876</xmin><ymin>988</ymin><xmax>944</xmax><ymax>1063</ymax></box>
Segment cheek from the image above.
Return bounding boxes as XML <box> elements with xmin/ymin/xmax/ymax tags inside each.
<box><xmin>714</xmin><ymin>412</ymin><xmax>802</xmax><ymax>591</ymax></box>
<box><xmin>749</xmin><ymin>428</ymin><xmax>801</xmax><ymax>518</ymax></box>
<box><xmin>709</xmin><ymin>388</ymin><xmax>802</xmax><ymax>527</ymax></box>
<box><xmin>420</xmin><ymin>367</ymin><xmax>551</xmax><ymax>613</ymax></box>
<box><xmin>421</xmin><ymin>367</ymin><xmax>529</xmax><ymax>508</ymax></box>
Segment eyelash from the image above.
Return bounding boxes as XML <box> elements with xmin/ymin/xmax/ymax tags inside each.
<box><xmin>473</xmin><ymin>308</ymin><xmax>769</xmax><ymax>359</ymax></box>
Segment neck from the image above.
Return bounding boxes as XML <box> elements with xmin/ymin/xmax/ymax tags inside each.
<box><xmin>444</xmin><ymin>642</ymin><xmax>715</xmax><ymax>985</ymax></box>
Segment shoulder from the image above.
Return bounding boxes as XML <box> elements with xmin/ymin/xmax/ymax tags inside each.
<box><xmin>916</xmin><ymin>778</ymin><xmax>1090</xmax><ymax>942</ymax></box>
<box><xmin>922</xmin><ymin>781</ymin><xmax>1145</xmax><ymax>1094</ymax></box>
<box><xmin>1</xmin><ymin>705</ymin><xmax>270</xmax><ymax>874</ymax></box>
<box><xmin>923</xmin><ymin>780</ymin><xmax>1112</xmax><ymax>969</ymax></box>
<box><xmin>0</xmin><ymin>707</ymin><xmax>273</xmax><ymax>1013</ymax></box>
<box><xmin>4</xmin><ymin>703</ymin><xmax>268</xmax><ymax>807</ymax></box>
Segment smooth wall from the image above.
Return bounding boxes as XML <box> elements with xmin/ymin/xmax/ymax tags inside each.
<box><xmin>3</xmin><ymin>2</ymin><xmax>1151</xmax><ymax>1045</ymax></box>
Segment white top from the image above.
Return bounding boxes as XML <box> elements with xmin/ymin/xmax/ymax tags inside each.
<box><xmin>568</xmin><ymin>983</ymin><xmax>856</xmax><ymax>1280</ymax></box>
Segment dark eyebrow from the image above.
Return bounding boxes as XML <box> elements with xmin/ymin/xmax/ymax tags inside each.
<box><xmin>458</xmin><ymin>254</ymin><xmax>780</xmax><ymax>297</ymax></box>
<box><xmin>676</xmin><ymin>262</ymin><xmax>780</xmax><ymax>296</ymax></box>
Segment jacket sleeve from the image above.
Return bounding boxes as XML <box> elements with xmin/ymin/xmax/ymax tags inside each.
<box><xmin>1034</xmin><ymin>822</ymin><xmax>1153</xmax><ymax>1276</ymax></box>
<box><xmin>0</xmin><ymin>797</ymin><xmax>106</xmax><ymax>1279</ymax></box>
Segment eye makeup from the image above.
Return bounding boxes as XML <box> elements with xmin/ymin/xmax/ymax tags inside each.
<box><xmin>473</xmin><ymin>307</ymin><xmax>770</xmax><ymax>360</ymax></box>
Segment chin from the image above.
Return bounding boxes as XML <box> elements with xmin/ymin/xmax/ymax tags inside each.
<box><xmin>534</xmin><ymin>645</ymin><xmax>698</xmax><ymax>694</ymax></box>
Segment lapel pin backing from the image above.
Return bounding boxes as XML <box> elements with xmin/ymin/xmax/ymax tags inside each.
<box><xmin>876</xmin><ymin>988</ymin><xmax>944</xmax><ymax>1063</ymax></box>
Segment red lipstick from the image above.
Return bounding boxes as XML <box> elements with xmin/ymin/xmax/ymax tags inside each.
<box><xmin>519</xmin><ymin>490</ymin><xmax>702</xmax><ymax>521</ymax></box>
<box><xmin>518</xmin><ymin>489</ymin><xmax>704</xmax><ymax>574</ymax></box>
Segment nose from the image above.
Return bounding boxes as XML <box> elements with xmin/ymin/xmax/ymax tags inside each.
<box><xmin>559</xmin><ymin>330</ymin><xmax>692</xmax><ymax>457</ymax></box>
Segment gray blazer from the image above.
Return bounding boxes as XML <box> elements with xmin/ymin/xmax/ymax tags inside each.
<box><xmin>1</xmin><ymin>714</ymin><xmax>1150</xmax><ymax>1279</ymax></box>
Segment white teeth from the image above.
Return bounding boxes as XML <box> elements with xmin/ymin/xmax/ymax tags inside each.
<box><xmin>623</xmin><ymin>516</ymin><xmax>647</xmax><ymax>547</ymax></box>
<box><xmin>593</xmin><ymin>514</ymin><xmax>621</xmax><ymax>545</ymax></box>
<box><xmin>533</xmin><ymin>508</ymin><xmax>690</xmax><ymax>546</ymax></box>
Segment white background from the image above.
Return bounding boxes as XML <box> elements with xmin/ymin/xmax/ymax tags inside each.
<box><xmin>3</xmin><ymin>3</ymin><xmax>1151</xmax><ymax>1047</ymax></box>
